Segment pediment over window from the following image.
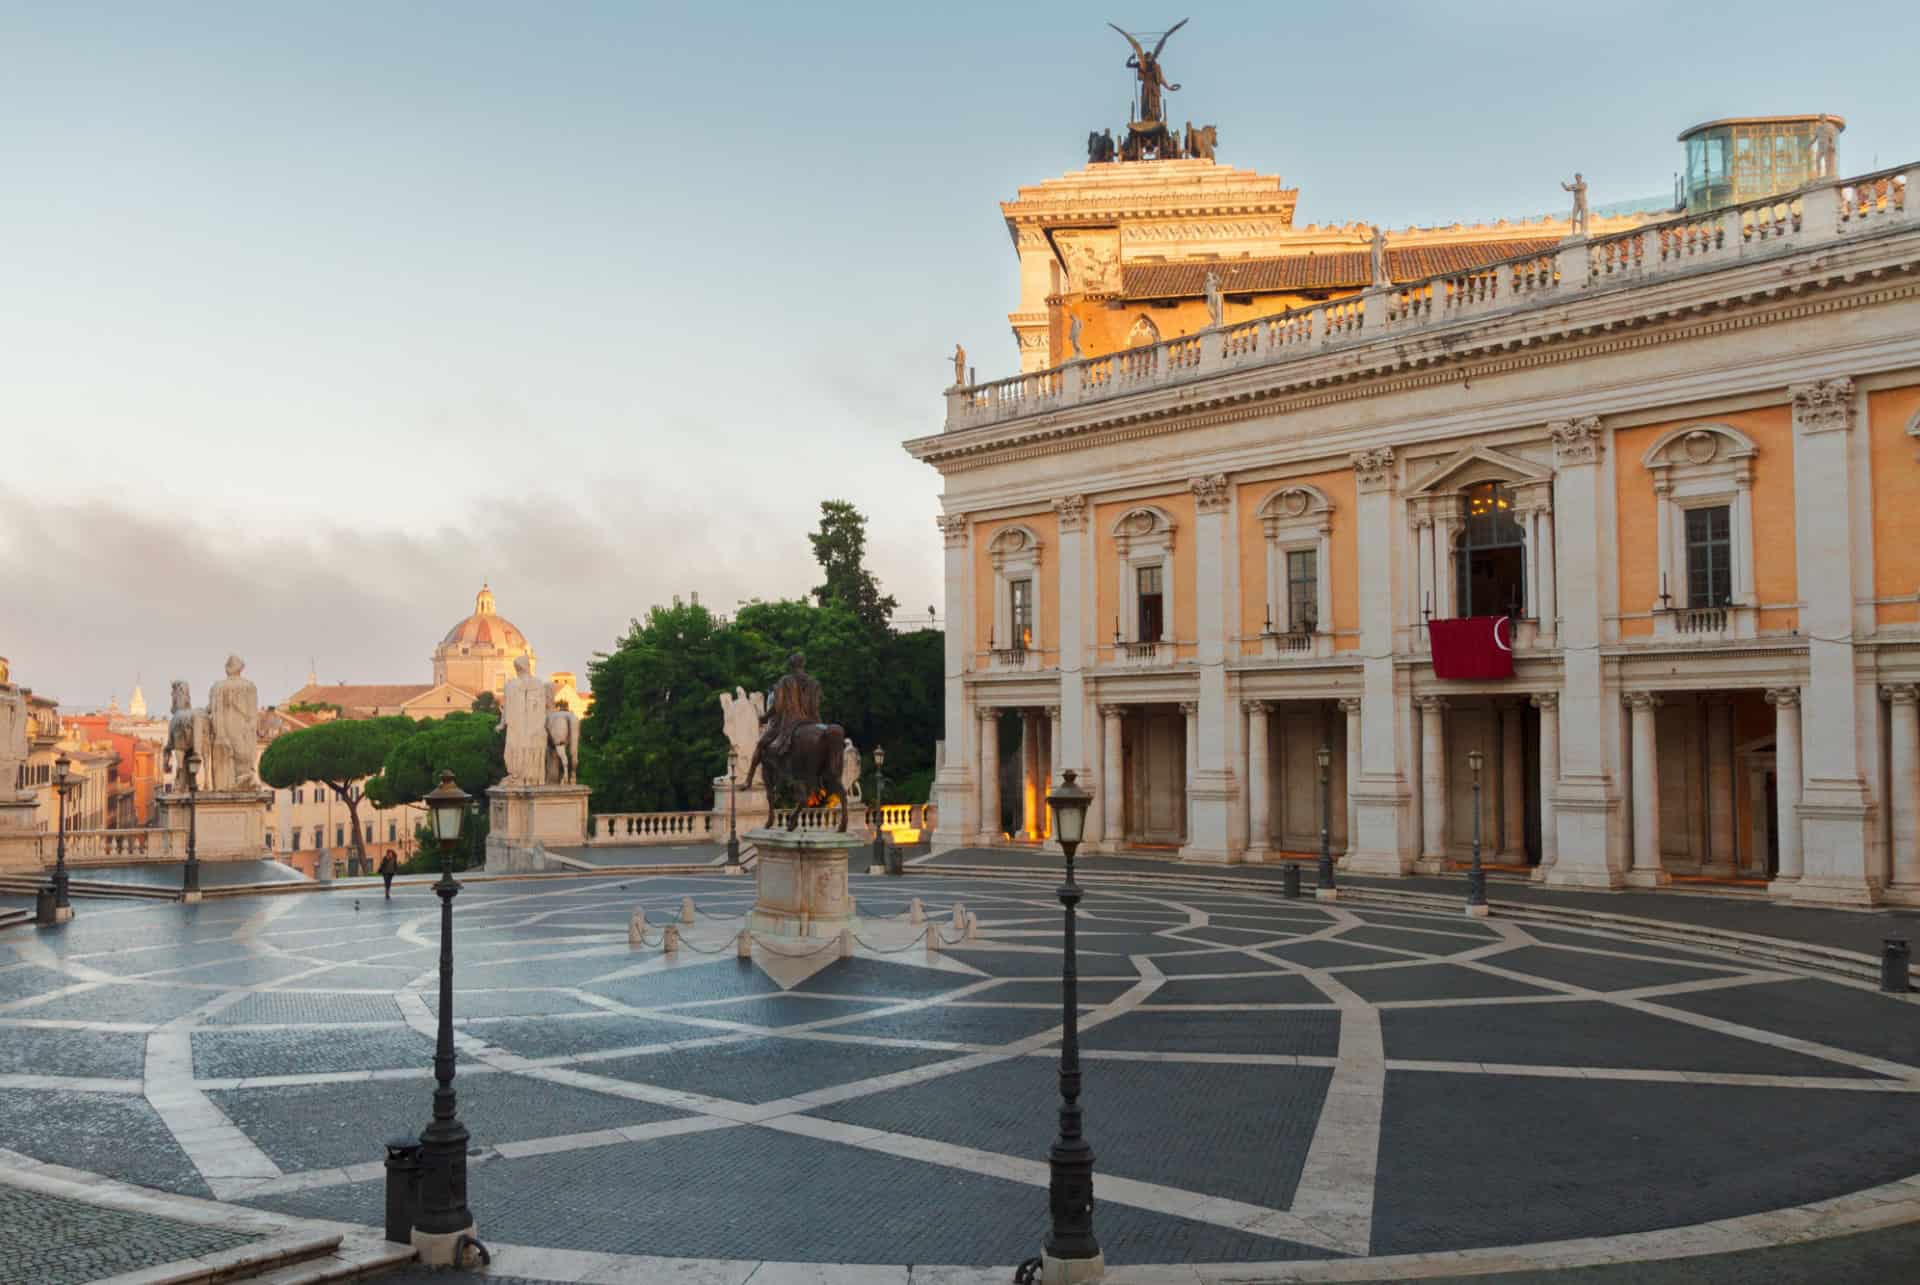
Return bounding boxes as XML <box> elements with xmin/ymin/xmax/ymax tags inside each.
<box><xmin>987</xmin><ymin>523</ymin><xmax>1044</xmax><ymax>566</ymax></box>
<box><xmin>1254</xmin><ymin>483</ymin><xmax>1334</xmax><ymax>524</ymax></box>
<box><xmin>1406</xmin><ymin>445</ymin><xmax>1553</xmax><ymax>496</ymax></box>
<box><xmin>1111</xmin><ymin>504</ymin><xmax>1176</xmax><ymax>543</ymax></box>
<box><xmin>1641</xmin><ymin>424</ymin><xmax>1758</xmax><ymax>469</ymax></box>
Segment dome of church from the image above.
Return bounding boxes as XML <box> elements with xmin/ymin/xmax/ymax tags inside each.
<box><xmin>433</xmin><ymin>585</ymin><xmax>536</xmax><ymax>698</ymax></box>
<box><xmin>440</xmin><ymin>585</ymin><xmax>530</xmax><ymax>650</ymax></box>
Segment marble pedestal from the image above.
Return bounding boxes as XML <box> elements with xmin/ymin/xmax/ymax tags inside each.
<box><xmin>748</xmin><ymin>826</ymin><xmax>864</xmax><ymax>938</ymax></box>
<box><xmin>0</xmin><ymin>798</ymin><xmax>42</xmax><ymax>873</ymax></box>
<box><xmin>488</xmin><ymin>783</ymin><xmax>590</xmax><ymax>849</ymax></box>
<box><xmin>159</xmin><ymin>789</ymin><xmax>271</xmax><ymax>860</ymax></box>
<box><xmin>713</xmin><ymin>777</ymin><xmax>770</xmax><ymax>832</ymax></box>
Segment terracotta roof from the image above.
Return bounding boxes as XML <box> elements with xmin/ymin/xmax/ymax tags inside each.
<box><xmin>1121</xmin><ymin>238</ymin><xmax>1563</xmax><ymax>299</ymax></box>
<box><xmin>281</xmin><ymin>683</ymin><xmax>436</xmax><ymax>714</ymax></box>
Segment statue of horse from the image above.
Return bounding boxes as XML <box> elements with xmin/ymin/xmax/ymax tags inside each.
<box><xmin>545</xmin><ymin>708</ymin><xmax>581</xmax><ymax>785</ymax></box>
<box><xmin>748</xmin><ymin>721</ymin><xmax>849</xmax><ymax>832</ymax></box>
<box><xmin>163</xmin><ymin>680</ymin><xmax>206</xmax><ymax>793</ymax></box>
<box><xmin>1185</xmin><ymin>122</ymin><xmax>1217</xmax><ymax>161</ymax></box>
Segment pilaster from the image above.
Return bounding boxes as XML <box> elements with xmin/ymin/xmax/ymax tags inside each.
<box><xmin>1347</xmin><ymin>447</ymin><xmax>1415</xmax><ymax>874</ymax></box>
<box><xmin>931</xmin><ymin>513</ymin><xmax>975</xmax><ymax>852</ymax></box>
<box><xmin>1184</xmin><ymin>474</ymin><xmax>1238</xmax><ymax>863</ymax></box>
<box><xmin>1053</xmin><ymin>495</ymin><xmax>1089</xmax><ymax>798</ymax></box>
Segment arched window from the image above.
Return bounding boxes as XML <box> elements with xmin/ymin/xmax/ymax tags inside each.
<box><xmin>1455</xmin><ymin>482</ymin><xmax>1527</xmax><ymax>617</ymax></box>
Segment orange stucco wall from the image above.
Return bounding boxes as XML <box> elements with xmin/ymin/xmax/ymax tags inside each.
<box><xmin>1093</xmin><ymin>491</ymin><xmax>1198</xmax><ymax>658</ymax></box>
<box><xmin>972</xmin><ymin>511</ymin><xmax>1061</xmax><ymax>660</ymax></box>
<box><xmin>1870</xmin><ymin>386</ymin><xmax>1920</xmax><ymax>627</ymax></box>
<box><xmin>1054</xmin><ymin>289</ymin><xmax>1355</xmax><ymax>363</ymax></box>
<box><xmin>1612</xmin><ymin>407</ymin><xmax>1797</xmax><ymax>637</ymax></box>
<box><xmin>1234</xmin><ymin>470</ymin><xmax>1360</xmax><ymax>655</ymax></box>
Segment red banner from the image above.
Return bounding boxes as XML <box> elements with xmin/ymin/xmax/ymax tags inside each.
<box><xmin>1429</xmin><ymin>615</ymin><xmax>1514</xmax><ymax>679</ymax></box>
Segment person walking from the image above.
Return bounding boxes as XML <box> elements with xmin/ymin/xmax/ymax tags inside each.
<box><xmin>378</xmin><ymin>848</ymin><xmax>398</xmax><ymax>899</ymax></box>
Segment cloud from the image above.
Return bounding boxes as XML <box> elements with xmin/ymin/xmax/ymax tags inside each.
<box><xmin>0</xmin><ymin>484</ymin><xmax>934</xmax><ymax>711</ymax></box>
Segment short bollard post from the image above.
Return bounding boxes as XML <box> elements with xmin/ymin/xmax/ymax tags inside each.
<box><xmin>839</xmin><ymin>927</ymin><xmax>854</xmax><ymax>958</ymax></box>
<box><xmin>737</xmin><ymin>930</ymin><xmax>752</xmax><ymax>958</ymax></box>
<box><xmin>909</xmin><ymin>897</ymin><xmax>925</xmax><ymax>924</ymax></box>
<box><xmin>1882</xmin><ymin>938</ymin><xmax>1910</xmax><ymax>994</ymax></box>
<box><xmin>628</xmin><ymin>908</ymin><xmax>646</xmax><ymax>946</ymax></box>
<box><xmin>383</xmin><ymin>1138</ymin><xmax>423</xmax><ymax>1245</ymax></box>
<box><xmin>662</xmin><ymin>924</ymin><xmax>679</xmax><ymax>955</ymax></box>
<box><xmin>926</xmin><ymin>924</ymin><xmax>941</xmax><ymax>956</ymax></box>
<box><xmin>679</xmin><ymin>896</ymin><xmax>696</xmax><ymax>925</ymax></box>
<box><xmin>1282</xmin><ymin>862</ymin><xmax>1301</xmax><ymax>899</ymax></box>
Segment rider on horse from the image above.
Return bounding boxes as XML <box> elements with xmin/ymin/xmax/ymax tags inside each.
<box><xmin>748</xmin><ymin>652</ymin><xmax>819</xmax><ymax>784</ymax></box>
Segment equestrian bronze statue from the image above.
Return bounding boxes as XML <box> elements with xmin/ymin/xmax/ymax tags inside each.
<box><xmin>743</xmin><ymin>652</ymin><xmax>851</xmax><ymax>831</ymax></box>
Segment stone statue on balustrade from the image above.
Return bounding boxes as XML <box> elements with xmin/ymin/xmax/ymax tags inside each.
<box><xmin>744</xmin><ymin>652</ymin><xmax>850</xmax><ymax>831</ymax></box>
<box><xmin>1086</xmin><ymin>128</ymin><xmax>1116</xmax><ymax>164</ymax></box>
<box><xmin>951</xmin><ymin>344</ymin><xmax>968</xmax><ymax>389</ymax></box>
<box><xmin>720</xmin><ymin>686</ymin><xmax>766</xmax><ymax>774</ymax></box>
<box><xmin>499</xmin><ymin>655</ymin><xmax>556</xmax><ymax>785</ymax></box>
<box><xmin>1369</xmin><ymin>227</ymin><xmax>1392</xmax><ymax>289</ymax></box>
<box><xmin>1203</xmin><ymin>269</ymin><xmax>1224</xmax><ymax>327</ymax></box>
<box><xmin>0</xmin><ymin>658</ymin><xmax>30</xmax><ymax>802</ymax></box>
<box><xmin>164</xmin><ymin>680</ymin><xmax>208</xmax><ymax>793</ymax></box>
<box><xmin>1562</xmin><ymin>173</ymin><xmax>1590</xmax><ymax>238</ymax></box>
<box><xmin>1813</xmin><ymin>119</ymin><xmax>1840</xmax><ymax>180</ymax></box>
<box><xmin>842</xmin><ymin>739</ymin><xmax>864</xmax><ymax>804</ymax></box>
<box><xmin>206</xmin><ymin>655</ymin><xmax>259</xmax><ymax>791</ymax></box>
<box><xmin>1068</xmin><ymin>313</ymin><xmax>1084</xmax><ymax>360</ymax></box>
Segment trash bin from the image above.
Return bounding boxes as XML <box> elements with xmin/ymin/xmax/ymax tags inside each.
<box><xmin>34</xmin><ymin>886</ymin><xmax>56</xmax><ymax>925</ymax></box>
<box><xmin>384</xmin><ymin>1138</ymin><xmax>422</xmax><ymax>1244</ymax></box>
<box><xmin>1883</xmin><ymin>938</ymin><xmax>1910</xmax><ymax>994</ymax></box>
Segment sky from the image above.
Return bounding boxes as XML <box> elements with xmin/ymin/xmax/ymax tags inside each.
<box><xmin>4</xmin><ymin>1</ymin><xmax>1915</xmax><ymax>709</ymax></box>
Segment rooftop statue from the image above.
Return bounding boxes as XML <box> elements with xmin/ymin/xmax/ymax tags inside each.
<box><xmin>1562</xmin><ymin>173</ymin><xmax>1590</xmax><ymax>238</ymax></box>
<box><xmin>744</xmin><ymin>652</ymin><xmax>851</xmax><ymax>831</ymax></box>
<box><xmin>1109</xmin><ymin>19</ymin><xmax>1186</xmax><ymax>125</ymax></box>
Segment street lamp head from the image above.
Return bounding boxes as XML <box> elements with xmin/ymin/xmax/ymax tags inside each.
<box><xmin>53</xmin><ymin>754</ymin><xmax>75</xmax><ymax>794</ymax></box>
<box><xmin>874</xmin><ymin>746</ymin><xmax>885</xmax><ymax>769</ymax></box>
<box><xmin>1315</xmin><ymin>745</ymin><xmax>1331</xmax><ymax>771</ymax></box>
<box><xmin>425</xmin><ymin>769</ymin><xmax>471</xmax><ymax>844</ymax></box>
<box><xmin>1468</xmin><ymin>748</ymin><xmax>1484</xmax><ymax>777</ymax></box>
<box><xmin>1047</xmin><ymin>769</ymin><xmax>1092</xmax><ymax>847</ymax></box>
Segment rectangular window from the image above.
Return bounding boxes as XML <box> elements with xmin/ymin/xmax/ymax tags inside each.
<box><xmin>264</xmin><ymin>832</ymin><xmax>274</xmax><ymax>850</ymax></box>
<box><xmin>291</xmin><ymin>830</ymin><xmax>301</xmax><ymax>851</ymax></box>
<box><xmin>1685</xmin><ymin>505</ymin><xmax>1733</xmax><ymax>607</ymax></box>
<box><xmin>335</xmin><ymin>824</ymin><xmax>345</xmax><ymax>848</ymax></box>
<box><xmin>1008</xmin><ymin>578</ymin><xmax>1033</xmax><ymax>649</ymax></box>
<box><xmin>312</xmin><ymin>826</ymin><xmax>322</xmax><ymax>850</ymax></box>
<box><xmin>388</xmin><ymin>821</ymin><xmax>397</xmax><ymax>843</ymax></box>
<box><xmin>293</xmin><ymin>787</ymin><xmax>303</xmax><ymax>805</ymax></box>
<box><xmin>1136</xmin><ymin>564</ymin><xmax>1165</xmax><ymax>641</ymax></box>
<box><xmin>1286</xmin><ymin>549</ymin><xmax>1318</xmax><ymax>632</ymax></box>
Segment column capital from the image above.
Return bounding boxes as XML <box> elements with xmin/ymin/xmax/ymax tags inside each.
<box><xmin>1764</xmin><ymin>687</ymin><xmax>1801</xmax><ymax>709</ymax></box>
<box><xmin>1549</xmin><ymin>417</ymin><xmax>1604</xmax><ymax>467</ymax></box>
<box><xmin>1189</xmin><ymin>473</ymin><xmax>1231</xmax><ymax>514</ymax></box>
<box><xmin>1337</xmin><ymin>696</ymin><xmax>1364</xmax><ymax>714</ymax></box>
<box><xmin>976</xmin><ymin>704</ymin><xmax>998</xmax><ymax>722</ymax></box>
<box><xmin>1414</xmin><ymin>694</ymin><xmax>1449</xmax><ymax>711</ymax></box>
<box><xmin>1098</xmin><ymin>704</ymin><xmax>1125</xmax><ymax>721</ymax></box>
<box><xmin>1529</xmin><ymin>691</ymin><xmax>1560</xmax><ymax>711</ymax></box>
<box><xmin>1045</xmin><ymin>704</ymin><xmax>1061</xmax><ymax>719</ymax></box>
<box><xmin>1790</xmin><ymin>377</ymin><xmax>1856</xmax><ymax>435</ymax></box>
<box><xmin>1623</xmin><ymin>691</ymin><xmax>1663</xmax><ymax>711</ymax></box>
<box><xmin>1178</xmin><ymin>701</ymin><xmax>1199</xmax><ymax>716</ymax></box>
<box><xmin>937</xmin><ymin>513</ymin><xmax>970</xmax><ymax>546</ymax></box>
<box><xmin>1883</xmin><ymin>684</ymin><xmax>1920</xmax><ymax>706</ymax></box>
<box><xmin>1052</xmin><ymin>494</ymin><xmax>1090</xmax><ymax>531</ymax></box>
<box><xmin>1350</xmin><ymin>447</ymin><xmax>1396</xmax><ymax>492</ymax></box>
<box><xmin>1241</xmin><ymin>699</ymin><xmax>1271</xmax><ymax>716</ymax></box>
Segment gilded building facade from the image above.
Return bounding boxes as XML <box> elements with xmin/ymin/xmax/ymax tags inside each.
<box><xmin>909</xmin><ymin>143</ymin><xmax>1919</xmax><ymax>907</ymax></box>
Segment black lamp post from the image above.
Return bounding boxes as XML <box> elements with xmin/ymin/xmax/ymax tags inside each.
<box><xmin>51</xmin><ymin>754</ymin><xmax>75</xmax><ymax>915</ymax></box>
<box><xmin>1466</xmin><ymin>748</ymin><xmax>1488</xmax><ymax>915</ymax></box>
<box><xmin>870</xmin><ymin>746</ymin><xmax>887</xmax><ymax>871</ymax></box>
<box><xmin>413</xmin><ymin>769</ymin><xmax>478</xmax><ymax>1262</ymax></box>
<box><xmin>182</xmin><ymin>750</ymin><xmax>202</xmax><ymax>899</ymax></box>
<box><xmin>1038</xmin><ymin>769</ymin><xmax>1101</xmax><ymax>1278</ymax></box>
<box><xmin>726</xmin><ymin>747</ymin><xmax>740</xmax><ymax>867</ymax></box>
<box><xmin>1315</xmin><ymin>744</ymin><xmax>1336</xmax><ymax>898</ymax></box>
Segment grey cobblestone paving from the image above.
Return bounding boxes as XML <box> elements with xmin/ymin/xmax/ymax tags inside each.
<box><xmin>0</xmin><ymin>1027</ymin><xmax>146</xmax><ymax>1078</ymax></box>
<box><xmin>1338</xmin><ymin>962</ymin><xmax>1560</xmax><ymax>1004</ymax></box>
<box><xmin>1646</xmin><ymin>977</ymin><xmax>1920</xmax><ymax>1066</ymax></box>
<box><xmin>660</xmin><ymin>994</ymin><xmax>889</xmax><ymax>1028</ymax></box>
<box><xmin>0</xmin><ymin>964</ymin><xmax>75</xmax><ymax>1004</ymax></box>
<box><xmin>477</xmin><ymin>1012</ymin><xmax>740</xmax><ymax>1058</ymax></box>
<box><xmin>1082</xmin><ymin>1007</ymin><xmax>1342</xmax><ymax>1056</ymax></box>
<box><xmin>820</xmin><ymin>1003</ymin><xmax>1069</xmax><ymax>1045</ymax></box>
<box><xmin>0</xmin><ymin>1182</ymin><xmax>259</xmax><ymax>1285</ymax></box>
<box><xmin>585</xmin><ymin>962</ymin><xmax>782</xmax><ymax>1006</ymax></box>
<box><xmin>191</xmin><ymin>1025</ymin><xmax>434</xmax><ymax>1078</ymax></box>
<box><xmin>591</xmin><ymin>1037</ymin><xmax>963</xmax><ymax>1104</ymax></box>
<box><xmin>0</xmin><ymin>1090</ymin><xmax>209</xmax><ymax>1196</ymax></box>
<box><xmin>1485</xmin><ymin>944</ymin><xmax>1740</xmax><ymax>992</ymax></box>
<box><xmin>1338</xmin><ymin>925</ymin><xmax>1487</xmax><ymax>956</ymax></box>
<box><xmin>428</xmin><ymin>989</ymin><xmax>600</xmax><ymax>1018</ymax></box>
<box><xmin>16</xmin><ymin>983</ymin><xmax>217</xmax><ymax>1025</ymax></box>
<box><xmin>1139</xmin><ymin>972</ymin><xmax>1329</xmax><ymax>1004</ymax></box>
<box><xmin>207</xmin><ymin>990</ymin><xmax>407</xmax><ymax>1026</ymax></box>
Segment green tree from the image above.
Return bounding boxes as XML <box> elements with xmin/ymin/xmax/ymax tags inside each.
<box><xmin>471</xmin><ymin>691</ymin><xmax>498</xmax><ymax>715</ymax></box>
<box><xmin>809</xmin><ymin>500</ymin><xmax>898</xmax><ymax>633</ymax></box>
<box><xmin>364</xmin><ymin>711</ymin><xmax>504</xmax><ymax>807</ymax></box>
<box><xmin>259</xmin><ymin>717</ymin><xmax>417</xmax><ymax>873</ymax></box>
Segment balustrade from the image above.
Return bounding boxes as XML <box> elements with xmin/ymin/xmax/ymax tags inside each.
<box><xmin>1589</xmin><ymin>230</ymin><xmax>1645</xmax><ymax>280</ymax></box>
<box><xmin>1676</xmin><ymin>607</ymin><xmax>1729</xmax><ymax>635</ymax></box>
<box><xmin>1741</xmin><ymin>197</ymin><xmax>1800</xmax><ymax>243</ymax></box>
<box><xmin>1165</xmin><ymin>334</ymin><xmax>1203</xmax><ymax>372</ymax></box>
<box><xmin>1658</xmin><ymin>214</ymin><xmax>1726</xmax><ymax>264</ymax></box>
<box><xmin>1222</xmin><ymin>320</ymin><xmax>1262</xmax><ymax>359</ymax></box>
<box><xmin>588</xmin><ymin>811</ymin><xmax>718</xmax><ymax>845</ymax></box>
<box><xmin>1388</xmin><ymin>282</ymin><xmax>1433</xmax><ymax>324</ymax></box>
<box><xmin>1841</xmin><ymin>171</ymin><xmax>1909</xmax><ymax>226</ymax></box>
<box><xmin>56</xmin><ymin>828</ymin><xmax>178</xmax><ymax>864</ymax></box>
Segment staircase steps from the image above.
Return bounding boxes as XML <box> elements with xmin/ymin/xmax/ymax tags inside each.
<box><xmin>122</xmin><ymin>1231</ymin><xmax>414</xmax><ymax>1284</ymax></box>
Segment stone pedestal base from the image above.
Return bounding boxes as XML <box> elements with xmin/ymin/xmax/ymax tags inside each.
<box><xmin>487</xmin><ymin>784</ymin><xmax>589</xmax><ymax>850</ymax></box>
<box><xmin>411</xmin><ymin>1223</ymin><xmax>478</xmax><ymax>1268</ymax></box>
<box><xmin>1465</xmin><ymin>902</ymin><xmax>1490</xmax><ymax>918</ymax></box>
<box><xmin>1314</xmin><ymin>887</ymin><xmax>1339</xmax><ymax>902</ymax></box>
<box><xmin>748</xmin><ymin>826</ymin><xmax>863</xmax><ymax>938</ymax></box>
<box><xmin>0</xmin><ymin>798</ymin><xmax>43</xmax><ymax>873</ymax></box>
<box><xmin>713</xmin><ymin>778</ymin><xmax>769</xmax><ymax>832</ymax></box>
<box><xmin>1779</xmin><ymin>876</ymin><xmax>1883</xmax><ymax>908</ymax></box>
<box><xmin>159</xmin><ymin>790</ymin><xmax>271</xmax><ymax>860</ymax></box>
<box><xmin>1623</xmin><ymin>868</ymin><xmax>1672</xmax><ymax>889</ymax></box>
<box><xmin>1041</xmin><ymin>1250</ymin><xmax>1106</xmax><ymax>1284</ymax></box>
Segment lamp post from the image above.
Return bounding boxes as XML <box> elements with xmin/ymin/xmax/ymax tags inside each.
<box><xmin>51</xmin><ymin>754</ymin><xmax>76</xmax><ymax>917</ymax></box>
<box><xmin>1466</xmin><ymin>748</ymin><xmax>1488</xmax><ymax>917</ymax></box>
<box><xmin>870</xmin><ymin>746</ymin><xmax>887</xmax><ymax>872</ymax></box>
<box><xmin>726</xmin><ymin>747</ymin><xmax>740</xmax><ymax>867</ymax></box>
<box><xmin>413</xmin><ymin>769</ymin><xmax>479</xmax><ymax>1264</ymax></box>
<box><xmin>1037</xmin><ymin>770</ymin><xmax>1101</xmax><ymax>1282</ymax></box>
<box><xmin>1315</xmin><ymin>744</ymin><xmax>1336</xmax><ymax>900</ymax></box>
<box><xmin>182</xmin><ymin>750</ymin><xmax>202</xmax><ymax>899</ymax></box>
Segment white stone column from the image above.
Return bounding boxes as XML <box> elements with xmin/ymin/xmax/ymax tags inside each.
<box><xmin>1053</xmin><ymin>494</ymin><xmax>1090</xmax><ymax>794</ymax></box>
<box><xmin>1705</xmin><ymin>696</ymin><xmax>1736</xmax><ymax>877</ymax></box>
<box><xmin>1545</xmin><ymin>419</ymin><xmax>1626</xmax><ymax>888</ymax></box>
<box><xmin>977</xmin><ymin>706</ymin><xmax>1000</xmax><ymax>845</ymax></box>
<box><xmin>1180</xmin><ymin>700</ymin><xmax>1200</xmax><ymax>850</ymax></box>
<box><xmin>1500</xmin><ymin>700</ymin><xmax>1525</xmax><ymax>860</ymax></box>
<box><xmin>930</xmin><ymin>514</ymin><xmax>974</xmax><ymax>852</ymax></box>
<box><xmin>1625</xmin><ymin>692</ymin><xmax>1670</xmax><ymax>887</ymax></box>
<box><xmin>1417</xmin><ymin>696</ymin><xmax>1448</xmax><ymax>870</ymax></box>
<box><xmin>1789</xmin><ymin>379</ymin><xmax>1879</xmax><ymax>904</ymax></box>
<box><xmin>1413</xmin><ymin>516</ymin><xmax>1435</xmax><ymax>651</ymax></box>
<box><xmin>1186</xmin><ymin>474</ymin><xmax>1237</xmax><ymax>862</ymax></box>
<box><xmin>1537</xmin><ymin>507</ymin><xmax>1557</xmax><ymax>645</ymax></box>
<box><xmin>1767</xmin><ymin>689</ymin><xmax>1803</xmax><ymax>886</ymax></box>
<box><xmin>1348</xmin><ymin>447</ymin><xmax>1415</xmax><ymax>873</ymax></box>
<box><xmin>1100</xmin><ymin>705</ymin><xmax>1124</xmax><ymax>850</ymax></box>
<box><xmin>1339</xmin><ymin>696</ymin><xmax>1362</xmax><ymax>860</ymax></box>
<box><xmin>1885</xmin><ymin>685</ymin><xmax>1920</xmax><ymax>892</ymax></box>
<box><xmin>1021</xmin><ymin>710</ymin><xmax>1041</xmax><ymax>839</ymax></box>
<box><xmin>1531</xmin><ymin>692</ymin><xmax>1560</xmax><ymax>880</ymax></box>
<box><xmin>1047</xmin><ymin>705</ymin><xmax>1062</xmax><ymax>788</ymax></box>
<box><xmin>1245</xmin><ymin>701</ymin><xmax>1272</xmax><ymax>861</ymax></box>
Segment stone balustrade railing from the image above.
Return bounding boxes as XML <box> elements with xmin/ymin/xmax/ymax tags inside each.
<box><xmin>51</xmin><ymin>828</ymin><xmax>180</xmax><ymax>865</ymax></box>
<box><xmin>587</xmin><ymin>811</ymin><xmax>719</xmax><ymax>846</ymax></box>
<box><xmin>944</xmin><ymin>166</ymin><xmax>1914</xmax><ymax>433</ymax></box>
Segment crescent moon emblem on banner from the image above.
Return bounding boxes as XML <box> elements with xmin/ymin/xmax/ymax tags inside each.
<box><xmin>1493</xmin><ymin>616</ymin><xmax>1512</xmax><ymax>652</ymax></box>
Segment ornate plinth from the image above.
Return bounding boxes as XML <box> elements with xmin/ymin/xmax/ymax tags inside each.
<box><xmin>748</xmin><ymin>826</ymin><xmax>864</xmax><ymax>938</ymax></box>
<box><xmin>0</xmin><ymin>798</ymin><xmax>42</xmax><ymax>873</ymax></box>
<box><xmin>159</xmin><ymin>789</ymin><xmax>271</xmax><ymax>860</ymax></box>
<box><xmin>488</xmin><ymin>783</ymin><xmax>590</xmax><ymax>850</ymax></box>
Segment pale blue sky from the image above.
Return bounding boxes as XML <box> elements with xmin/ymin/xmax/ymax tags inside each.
<box><xmin>3</xmin><ymin>2</ymin><xmax>1915</xmax><ymax>707</ymax></box>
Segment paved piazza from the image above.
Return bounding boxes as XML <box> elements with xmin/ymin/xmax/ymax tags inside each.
<box><xmin>4</xmin><ymin>870</ymin><xmax>1920</xmax><ymax>1280</ymax></box>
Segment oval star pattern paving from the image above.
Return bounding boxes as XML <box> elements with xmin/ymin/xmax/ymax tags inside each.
<box><xmin>3</xmin><ymin>871</ymin><xmax>1919</xmax><ymax>1276</ymax></box>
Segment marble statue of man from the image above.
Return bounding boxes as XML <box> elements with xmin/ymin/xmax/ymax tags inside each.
<box><xmin>1203</xmin><ymin>270</ymin><xmax>1224</xmax><ymax>327</ymax></box>
<box><xmin>1812</xmin><ymin>119</ymin><xmax>1839</xmax><ymax>180</ymax></box>
<box><xmin>0</xmin><ymin>658</ymin><xmax>28</xmax><ymax>801</ymax></box>
<box><xmin>719</xmin><ymin>687</ymin><xmax>765</xmax><ymax>777</ymax></box>
<box><xmin>206</xmin><ymin>655</ymin><xmax>259</xmax><ymax>791</ymax></box>
<box><xmin>842</xmin><ymin>739</ymin><xmax>863</xmax><ymax>804</ymax></box>
<box><xmin>1068</xmin><ymin>313</ymin><xmax>1084</xmax><ymax>360</ymax></box>
<box><xmin>1561</xmin><ymin>173</ymin><xmax>1590</xmax><ymax>237</ymax></box>
<box><xmin>499</xmin><ymin>655</ymin><xmax>554</xmax><ymax>785</ymax></box>
<box><xmin>1369</xmin><ymin>227</ymin><xmax>1391</xmax><ymax>289</ymax></box>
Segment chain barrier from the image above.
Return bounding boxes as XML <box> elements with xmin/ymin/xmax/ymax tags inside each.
<box><xmin>746</xmin><ymin>933</ymin><xmax>845</xmax><ymax>959</ymax></box>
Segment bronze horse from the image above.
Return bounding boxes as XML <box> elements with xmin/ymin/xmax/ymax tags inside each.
<box><xmin>747</xmin><ymin>721</ymin><xmax>850</xmax><ymax>832</ymax></box>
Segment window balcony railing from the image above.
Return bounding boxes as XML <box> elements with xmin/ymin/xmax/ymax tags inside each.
<box><xmin>1651</xmin><ymin>603</ymin><xmax>1755</xmax><ymax>642</ymax></box>
<box><xmin>1119</xmin><ymin>640</ymin><xmax>1161</xmax><ymax>664</ymax></box>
